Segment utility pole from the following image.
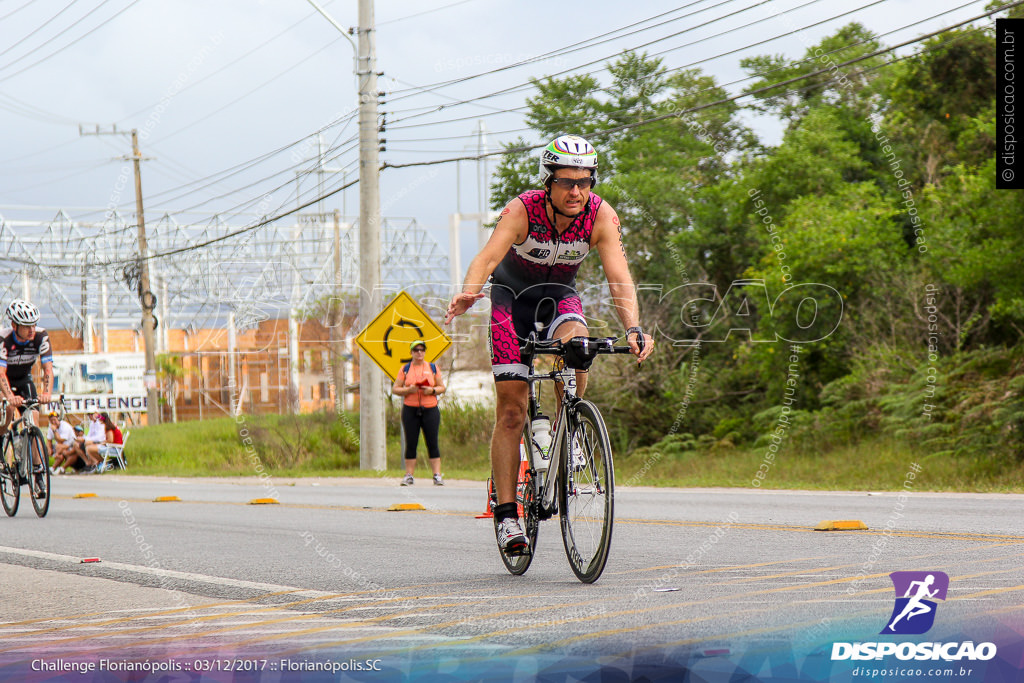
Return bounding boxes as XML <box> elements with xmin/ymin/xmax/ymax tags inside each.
<box><xmin>357</xmin><ymin>0</ymin><xmax>385</xmax><ymax>471</ymax></box>
<box><xmin>331</xmin><ymin>208</ymin><xmax>346</xmax><ymax>414</ymax></box>
<box><xmin>79</xmin><ymin>124</ymin><xmax>160</xmax><ymax>424</ymax></box>
<box><xmin>130</xmin><ymin>129</ymin><xmax>161</xmax><ymax>425</ymax></box>
<box><xmin>305</xmin><ymin>0</ymin><xmax>385</xmax><ymax>470</ymax></box>
<box><xmin>476</xmin><ymin>120</ymin><xmax>489</xmax><ymax>251</ymax></box>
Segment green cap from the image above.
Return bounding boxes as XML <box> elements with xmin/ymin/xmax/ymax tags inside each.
<box><xmin>410</xmin><ymin>340</ymin><xmax>427</xmax><ymax>352</ymax></box>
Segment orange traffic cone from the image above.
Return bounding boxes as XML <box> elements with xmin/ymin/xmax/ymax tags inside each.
<box><xmin>475</xmin><ymin>478</ymin><xmax>495</xmax><ymax>519</ymax></box>
<box><xmin>476</xmin><ymin>439</ymin><xmax>530</xmax><ymax>519</ymax></box>
<box><xmin>515</xmin><ymin>458</ymin><xmax>529</xmax><ymax>518</ymax></box>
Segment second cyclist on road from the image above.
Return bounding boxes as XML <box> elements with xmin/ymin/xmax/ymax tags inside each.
<box><xmin>0</xmin><ymin>300</ymin><xmax>54</xmax><ymax>495</ymax></box>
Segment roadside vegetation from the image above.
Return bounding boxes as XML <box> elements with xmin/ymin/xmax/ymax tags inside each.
<box><xmin>131</xmin><ymin>8</ymin><xmax>1024</xmax><ymax>493</ymax></box>
<box><xmin>127</xmin><ymin>403</ymin><xmax>1024</xmax><ymax>491</ymax></box>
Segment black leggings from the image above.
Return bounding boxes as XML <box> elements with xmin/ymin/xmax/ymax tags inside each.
<box><xmin>401</xmin><ymin>405</ymin><xmax>441</xmax><ymax>461</ymax></box>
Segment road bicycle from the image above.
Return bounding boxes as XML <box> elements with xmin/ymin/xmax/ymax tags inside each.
<box><xmin>491</xmin><ymin>334</ymin><xmax>632</xmax><ymax>583</ymax></box>
<box><xmin>0</xmin><ymin>398</ymin><xmax>56</xmax><ymax>518</ymax></box>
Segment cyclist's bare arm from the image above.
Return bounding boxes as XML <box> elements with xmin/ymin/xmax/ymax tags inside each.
<box><xmin>39</xmin><ymin>360</ymin><xmax>53</xmax><ymax>406</ymax></box>
<box><xmin>0</xmin><ymin>367</ymin><xmax>19</xmax><ymax>407</ymax></box>
<box><xmin>444</xmin><ymin>200</ymin><xmax>528</xmax><ymax>324</ymax></box>
<box><xmin>591</xmin><ymin>204</ymin><xmax>654</xmax><ymax>362</ymax></box>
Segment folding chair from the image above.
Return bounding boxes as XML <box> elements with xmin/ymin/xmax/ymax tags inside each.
<box><xmin>98</xmin><ymin>430</ymin><xmax>129</xmax><ymax>472</ymax></box>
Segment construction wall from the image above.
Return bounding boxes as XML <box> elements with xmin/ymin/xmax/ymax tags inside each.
<box><xmin>47</xmin><ymin>317</ymin><xmax>358</xmax><ymax>423</ymax></box>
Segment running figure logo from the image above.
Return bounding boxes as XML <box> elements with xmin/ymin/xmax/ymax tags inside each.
<box><xmin>881</xmin><ymin>571</ymin><xmax>949</xmax><ymax>635</ymax></box>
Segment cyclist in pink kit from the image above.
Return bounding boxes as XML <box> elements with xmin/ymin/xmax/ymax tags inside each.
<box><xmin>445</xmin><ymin>135</ymin><xmax>654</xmax><ymax>554</ymax></box>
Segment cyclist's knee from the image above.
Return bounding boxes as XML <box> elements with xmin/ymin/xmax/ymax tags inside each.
<box><xmin>496</xmin><ymin>404</ymin><xmax>526</xmax><ymax>431</ymax></box>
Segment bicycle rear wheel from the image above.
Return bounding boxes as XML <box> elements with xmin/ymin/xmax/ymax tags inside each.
<box><xmin>494</xmin><ymin>461</ymin><xmax>540</xmax><ymax>575</ymax></box>
<box><xmin>28</xmin><ymin>428</ymin><xmax>50</xmax><ymax>517</ymax></box>
<box><xmin>559</xmin><ymin>400</ymin><xmax>614</xmax><ymax>584</ymax></box>
<box><xmin>0</xmin><ymin>434</ymin><xmax>20</xmax><ymax>517</ymax></box>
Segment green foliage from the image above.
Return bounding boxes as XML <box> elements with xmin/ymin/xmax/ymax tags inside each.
<box><xmin>920</xmin><ymin>156</ymin><xmax>1024</xmax><ymax>336</ymax></box>
<box><xmin>740</xmin><ymin>23</ymin><xmax>884</xmax><ymax>126</ymax></box>
<box><xmin>479</xmin><ymin>22</ymin><xmax>1020</xmax><ymax>479</ymax></box>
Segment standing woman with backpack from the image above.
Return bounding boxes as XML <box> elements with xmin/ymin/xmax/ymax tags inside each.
<box><xmin>392</xmin><ymin>341</ymin><xmax>446</xmax><ymax>486</ymax></box>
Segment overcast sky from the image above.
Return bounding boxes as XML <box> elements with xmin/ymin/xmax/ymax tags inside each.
<box><xmin>0</xmin><ymin>0</ymin><xmax>1000</xmax><ymax>271</ymax></box>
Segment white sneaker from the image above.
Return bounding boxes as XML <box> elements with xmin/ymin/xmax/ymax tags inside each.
<box><xmin>496</xmin><ymin>518</ymin><xmax>529</xmax><ymax>555</ymax></box>
<box><xmin>571</xmin><ymin>437</ymin><xmax>587</xmax><ymax>472</ymax></box>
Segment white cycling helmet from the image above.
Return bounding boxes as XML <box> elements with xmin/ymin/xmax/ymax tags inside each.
<box><xmin>538</xmin><ymin>134</ymin><xmax>598</xmax><ymax>186</ymax></box>
<box><xmin>6</xmin><ymin>299</ymin><xmax>39</xmax><ymax>326</ymax></box>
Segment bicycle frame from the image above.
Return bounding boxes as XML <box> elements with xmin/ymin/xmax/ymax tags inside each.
<box><xmin>521</xmin><ymin>336</ymin><xmax>631</xmax><ymax>511</ymax></box>
<box><xmin>523</xmin><ymin>363</ymin><xmax>578</xmax><ymax>514</ymax></box>
<box><xmin>1</xmin><ymin>397</ymin><xmax>65</xmax><ymax>470</ymax></box>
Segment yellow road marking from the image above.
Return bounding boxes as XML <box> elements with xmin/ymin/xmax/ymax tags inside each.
<box><xmin>0</xmin><ymin>589</ymin><xmax>300</xmax><ymax>631</ymax></box>
<box><xmin>612</xmin><ymin>555</ymin><xmax>830</xmax><ymax>576</ymax></box>
<box><xmin>952</xmin><ymin>583</ymin><xmax>1024</xmax><ymax>600</ymax></box>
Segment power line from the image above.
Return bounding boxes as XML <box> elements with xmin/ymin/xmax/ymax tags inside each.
<box><xmin>384</xmin><ymin>0</ymin><xmax>985</xmax><ymax>145</ymax></box>
<box><xmin>0</xmin><ymin>90</ymin><xmax>79</xmax><ymax>124</ymax></box>
<box><xmin>385</xmin><ymin>0</ymin><xmax>741</xmax><ymax>100</ymax></box>
<box><xmin>163</xmin><ymin>136</ymin><xmax>359</xmax><ymax>219</ymax></box>
<box><xmin>1</xmin><ymin>21</ymin><xmax>983</xmax><ymax>271</ymax></box>
<box><xmin>384</xmin><ymin>0</ymin><xmax>986</xmax><ymax>134</ymax></box>
<box><xmin>117</xmin><ymin>0</ymin><xmax>342</xmax><ymax>124</ymax></box>
<box><xmin>69</xmin><ymin>108</ymin><xmax>361</xmax><ymax>221</ymax></box>
<box><xmin>0</xmin><ymin>136</ymin><xmax>80</xmax><ymax>164</ymax></box>
<box><xmin>0</xmin><ymin>0</ymin><xmax>142</xmax><ymax>84</ymax></box>
<box><xmin>8</xmin><ymin>17</ymin><xmax>987</xmax><ymax>271</ymax></box>
<box><xmin>91</xmin><ymin>4</ymin><xmax>1005</xmax><ymax>263</ymax></box>
<box><xmin>384</xmin><ymin>0</ymin><xmax>874</xmax><ymax>127</ymax></box>
<box><xmin>377</xmin><ymin>0</ymin><xmax>478</xmax><ymax>27</ymax></box>
<box><xmin>0</xmin><ymin>0</ymin><xmax>36</xmax><ymax>23</ymax></box>
<box><xmin>86</xmin><ymin>133</ymin><xmax>359</xmax><ymax>238</ymax></box>
<box><xmin>0</xmin><ymin>0</ymin><xmax>114</xmax><ymax>73</ymax></box>
<box><xmin>381</xmin><ymin>3</ymin><xmax>1015</xmax><ymax>170</ymax></box>
<box><xmin>86</xmin><ymin>175</ymin><xmax>361</xmax><ymax>269</ymax></box>
<box><xmin>147</xmin><ymin>33</ymin><xmax>349</xmax><ymax>145</ymax></box>
<box><xmin>0</xmin><ymin>0</ymin><xmax>79</xmax><ymax>61</ymax></box>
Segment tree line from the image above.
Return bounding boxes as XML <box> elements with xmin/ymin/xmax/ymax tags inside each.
<box><xmin>489</xmin><ymin>7</ymin><xmax>1024</xmax><ymax>467</ymax></box>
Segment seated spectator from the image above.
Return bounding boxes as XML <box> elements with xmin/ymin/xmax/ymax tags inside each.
<box><xmin>62</xmin><ymin>424</ymin><xmax>95</xmax><ymax>474</ymax></box>
<box><xmin>86</xmin><ymin>412</ymin><xmax>123</xmax><ymax>473</ymax></box>
<box><xmin>78</xmin><ymin>412</ymin><xmax>108</xmax><ymax>474</ymax></box>
<box><xmin>45</xmin><ymin>412</ymin><xmax>76</xmax><ymax>474</ymax></box>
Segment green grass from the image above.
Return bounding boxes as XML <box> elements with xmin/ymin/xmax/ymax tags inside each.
<box><xmin>617</xmin><ymin>437</ymin><xmax>1024</xmax><ymax>492</ymax></box>
<box><xmin>128</xmin><ymin>407</ymin><xmax>492</xmax><ymax>479</ymax></box>
<box><xmin>126</xmin><ymin>408</ymin><xmax>1024</xmax><ymax>492</ymax></box>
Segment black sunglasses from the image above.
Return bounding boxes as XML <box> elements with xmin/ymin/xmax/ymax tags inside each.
<box><xmin>550</xmin><ymin>177</ymin><xmax>594</xmax><ymax>190</ymax></box>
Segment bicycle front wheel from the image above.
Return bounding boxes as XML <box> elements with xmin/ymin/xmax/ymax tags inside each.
<box><xmin>28</xmin><ymin>428</ymin><xmax>50</xmax><ymax>517</ymax></box>
<box><xmin>558</xmin><ymin>400</ymin><xmax>614</xmax><ymax>584</ymax></box>
<box><xmin>0</xmin><ymin>434</ymin><xmax>20</xmax><ymax>517</ymax></box>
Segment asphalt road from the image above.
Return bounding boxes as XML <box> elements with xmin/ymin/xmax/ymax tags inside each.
<box><xmin>0</xmin><ymin>474</ymin><xmax>1021</xmax><ymax>681</ymax></box>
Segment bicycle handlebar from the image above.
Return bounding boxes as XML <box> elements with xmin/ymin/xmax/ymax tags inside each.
<box><xmin>0</xmin><ymin>395</ymin><xmax>66</xmax><ymax>425</ymax></box>
<box><xmin>520</xmin><ymin>334</ymin><xmax>634</xmax><ymax>358</ymax></box>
